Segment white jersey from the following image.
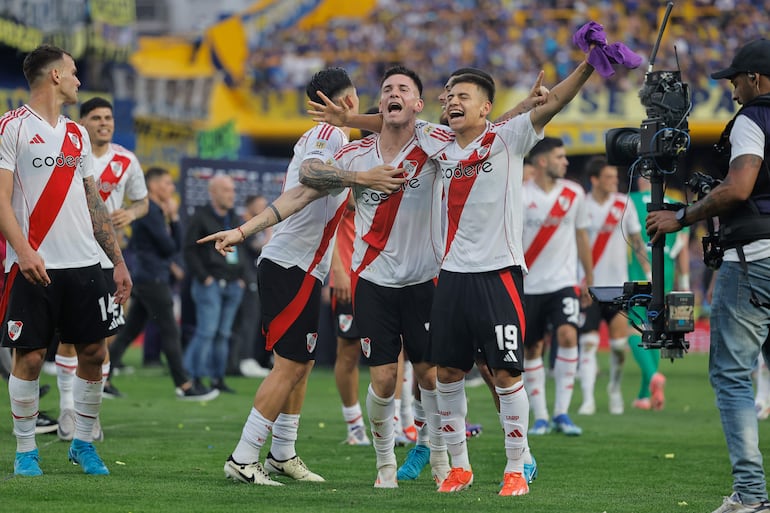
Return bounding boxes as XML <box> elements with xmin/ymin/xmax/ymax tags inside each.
<box><xmin>416</xmin><ymin>115</ymin><xmax>543</xmax><ymax>273</ymax></box>
<box><xmin>522</xmin><ymin>178</ymin><xmax>588</xmax><ymax>294</ymax></box>
<box><xmin>582</xmin><ymin>192</ymin><xmax>641</xmax><ymax>286</ymax></box>
<box><xmin>259</xmin><ymin>123</ymin><xmax>347</xmax><ymax>281</ymax></box>
<box><xmin>333</xmin><ymin>134</ymin><xmax>443</xmax><ymax>287</ymax></box>
<box><xmin>0</xmin><ymin>105</ymin><xmax>100</xmax><ymax>270</ymax></box>
<box><xmin>93</xmin><ymin>143</ymin><xmax>147</xmax><ymax>268</ymax></box>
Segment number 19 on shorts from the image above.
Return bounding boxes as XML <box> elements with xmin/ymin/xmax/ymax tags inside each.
<box><xmin>494</xmin><ymin>324</ymin><xmax>519</xmax><ymax>363</ymax></box>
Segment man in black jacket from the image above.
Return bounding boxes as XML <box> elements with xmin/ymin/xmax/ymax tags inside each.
<box><xmin>110</xmin><ymin>167</ymin><xmax>218</xmax><ymax>401</ymax></box>
<box><xmin>183</xmin><ymin>174</ymin><xmax>246</xmax><ymax>393</ymax></box>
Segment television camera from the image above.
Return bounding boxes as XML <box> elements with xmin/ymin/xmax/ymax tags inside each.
<box><xmin>590</xmin><ymin>2</ymin><xmax>695</xmax><ymax>360</ymax></box>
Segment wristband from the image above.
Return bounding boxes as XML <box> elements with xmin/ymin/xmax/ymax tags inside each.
<box><xmin>268</xmin><ymin>204</ymin><xmax>283</xmax><ymax>223</ymax></box>
<box><xmin>237</xmin><ymin>226</ymin><xmax>246</xmax><ymax>242</ymax></box>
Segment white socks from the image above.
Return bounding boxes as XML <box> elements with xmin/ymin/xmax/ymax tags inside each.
<box><xmin>73</xmin><ymin>376</ymin><xmax>102</xmax><ymax>442</ymax></box>
<box><xmin>609</xmin><ymin>338</ymin><xmax>627</xmax><ymax>392</ymax></box>
<box><xmin>523</xmin><ymin>357</ymin><xmax>548</xmax><ymax>421</ymax></box>
<box><xmin>579</xmin><ymin>333</ymin><xmax>599</xmax><ymax>403</ymax></box>
<box><xmin>342</xmin><ymin>402</ymin><xmax>366</xmax><ymax>432</ymax></box>
<box><xmin>553</xmin><ymin>346</ymin><xmax>579</xmax><ymax>416</ymax></box>
<box><xmin>56</xmin><ymin>354</ymin><xmax>78</xmax><ymax>411</ymax></box>
<box><xmin>436</xmin><ymin>379</ymin><xmax>469</xmax><ymax>470</ymax></box>
<box><xmin>497</xmin><ymin>381</ymin><xmax>529</xmax><ymax>473</ymax></box>
<box><xmin>9</xmin><ymin>375</ymin><xmax>38</xmax><ymax>453</ymax></box>
<box><xmin>367</xmin><ymin>384</ymin><xmax>396</xmax><ymax>469</ymax></box>
<box><xmin>232</xmin><ymin>407</ymin><xmax>273</xmax><ymax>464</ymax></box>
<box><xmin>270</xmin><ymin>413</ymin><xmax>300</xmax><ymax>461</ymax></box>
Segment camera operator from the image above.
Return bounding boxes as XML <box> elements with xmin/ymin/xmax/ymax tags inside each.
<box><xmin>646</xmin><ymin>38</ymin><xmax>770</xmax><ymax>513</ymax></box>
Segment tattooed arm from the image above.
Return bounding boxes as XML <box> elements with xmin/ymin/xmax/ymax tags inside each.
<box><xmin>197</xmin><ymin>183</ymin><xmax>327</xmax><ymax>256</ymax></box>
<box><xmin>647</xmin><ymin>154</ymin><xmax>763</xmax><ymax>243</ymax></box>
<box><xmin>84</xmin><ymin>176</ymin><xmax>132</xmax><ymax>303</ymax></box>
<box><xmin>299</xmin><ymin>158</ymin><xmax>405</xmax><ymax>193</ymax></box>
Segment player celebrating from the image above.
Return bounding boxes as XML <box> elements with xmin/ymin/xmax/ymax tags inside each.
<box><xmin>328</xmin><ymin>66</ymin><xmax>449</xmax><ymax>487</ymax></box>
<box><xmin>308</xmin><ymin>62</ymin><xmax>596</xmax><ymax>496</ymax></box>
<box><xmin>198</xmin><ymin>68</ymin><xmax>404</xmax><ymax>486</ymax></box>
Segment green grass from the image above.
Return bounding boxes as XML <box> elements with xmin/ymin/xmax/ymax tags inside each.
<box><xmin>0</xmin><ymin>349</ymin><xmax>766</xmax><ymax>512</ymax></box>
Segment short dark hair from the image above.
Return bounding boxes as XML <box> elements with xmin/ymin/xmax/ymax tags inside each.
<box><xmin>23</xmin><ymin>44</ymin><xmax>71</xmax><ymax>87</ymax></box>
<box><xmin>381</xmin><ymin>65</ymin><xmax>423</xmax><ymax>97</ymax></box>
<box><xmin>145</xmin><ymin>166</ymin><xmax>169</xmax><ymax>184</ymax></box>
<box><xmin>528</xmin><ymin>137</ymin><xmax>564</xmax><ymax>161</ymax></box>
<box><xmin>448</xmin><ymin>72</ymin><xmax>495</xmax><ymax>103</ymax></box>
<box><xmin>450</xmin><ymin>67</ymin><xmax>494</xmax><ymax>85</ymax></box>
<box><xmin>584</xmin><ymin>155</ymin><xmax>610</xmax><ymax>179</ymax></box>
<box><xmin>80</xmin><ymin>97</ymin><xmax>113</xmax><ymax>118</ymax></box>
<box><xmin>306</xmin><ymin>67</ymin><xmax>354</xmax><ymax>104</ymax></box>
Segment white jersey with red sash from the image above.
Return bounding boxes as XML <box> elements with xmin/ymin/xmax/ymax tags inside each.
<box><xmin>522</xmin><ymin>178</ymin><xmax>588</xmax><ymax>294</ymax></box>
<box><xmin>259</xmin><ymin>123</ymin><xmax>348</xmax><ymax>281</ymax></box>
<box><xmin>332</xmin><ymin>134</ymin><xmax>443</xmax><ymax>287</ymax></box>
<box><xmin>582</xmin><ymin>192</ymin><xmax>641</xmax><ymax>286</ymax></box>
<box><xmin>258</xmin><ymin>123</ymin><xmax>348</xmax><ymax>350</ymax></box>
<box><xmin>0</xmin><ymin>106</ymin><xmax>99</xmax><ymax>270</ymax></box>
<box><xmin>94</xmin><ymin>143</ymin><xmax>147</xmax><ymax>268</ymax></box>
<box><xmin>415</xmin><ymin>115</ymin><xmax>543</xmax><ymax>273</ymax></box>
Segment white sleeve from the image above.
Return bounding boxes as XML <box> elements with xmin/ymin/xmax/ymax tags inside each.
<box><xmin>79</xmin><ymin>129</ymin><xmax>97</xmax><ymax>180</ymax></box>
<box><xmin>730</xmin><ymin>115</ymin><xmax>765</xmax><ymax>163</ymax></box>
<box><xmin>624</xmin><ymin>197</ymin><xmax>642</xmax><ymax>235</ymax></box>
<box><xmin>574</xmin><ymin>191</ymin><xmax>590</xmax><ymax>230</ymax></box>
<box><xmin>302</xmin><ymin>124</ymin><xmax>347</xmax><ymax>164</ymax></box>
<box><xmin>0</xmin><ymin>120</ymin><xmax>18</xmax><ymax>172</ymax></box>
<box><xmin>414</xmin><ymin>120</ymin><xmax>454</xmax><ymax>158</ymax></box>
<box><xmin>498</xmin><ymin>114</ymin><xmax>543</xmax><ymax>155</ymax></box>
<box><xmin>125</xmin><ymin>153</ymin><xmax>148</xmax><ymax>201</ymax></box>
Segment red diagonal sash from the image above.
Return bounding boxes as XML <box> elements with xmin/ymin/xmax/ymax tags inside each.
<box><xmin>524</xmin><ymin>185</ymin><xmax>577</xmax><ymax>266</ymax></box>
<box><xmin>98</xmin><ymin>153</ymin><xmax>131</xmax><ymax>201</ymax></box>
<box><xmin>499</xmin><ymin>268</ymin><xmax>526</xmax><ymax>344</ymax></box>
<box><xmin>28</xmin><ymin>122</ymin><xmax>83</xmax><ymax>251</ymax></box>
<box><xmin>591</xmin><ymin>198</ymin><xmax>626</xmax><ymax>266</ymax></box>
<box><xmin>444</xmin><ymin>131</ymin><xmax>497</xmax><ymax>257</ymax></box>
<box><xmin>264</xmin><ymin>199</ymin><xmax>348</xmax><ymax>351</ymax></box>
<box><xmin>354</xmin><ymin>146</ymin><xmax>428</xmax><ymax>274</ymax></box>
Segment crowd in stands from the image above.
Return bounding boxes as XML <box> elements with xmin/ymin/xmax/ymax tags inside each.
<box><xmin>248</xmin><ymin>0</ymin><xmax>770</xmax><ymax>100</ymax></box>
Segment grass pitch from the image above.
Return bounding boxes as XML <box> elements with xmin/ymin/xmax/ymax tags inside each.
<box><xmin>1</xmin><ymin>349</ymin><xmax>766</xmax><ymax>512</ymax></box>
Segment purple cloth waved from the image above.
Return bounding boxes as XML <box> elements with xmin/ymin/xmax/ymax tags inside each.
<box><xmin>573</xmin><ymin>21</ymin><xmax>643</xmax><ymax>78</ymax></box>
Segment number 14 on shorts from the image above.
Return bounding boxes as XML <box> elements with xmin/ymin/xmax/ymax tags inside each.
<box><xmin>494</xmin><ymin>324</ymin><xmax>519</xmax><ymax>363</ymax></box>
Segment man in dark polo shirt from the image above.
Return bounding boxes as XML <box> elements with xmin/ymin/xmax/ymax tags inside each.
<box><xmin>183</xmin><ymin>174</ymin><xmax>246</xmax><ymax>393</ymax></box>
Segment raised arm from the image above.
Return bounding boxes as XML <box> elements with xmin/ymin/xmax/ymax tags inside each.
<box><xmin>529</xmin><ymin>61</ymin><xmax>594</xmax><ymax>134</ymax></box>
<box><xmin>308</xmin><ymin>91</ymin><xmax>384</xmax><ymax>133</ymax></box>
<box><xmin>494</xmin><ymin>71</ymin><xmax>549</xmax><ymax>123</ymax></box>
